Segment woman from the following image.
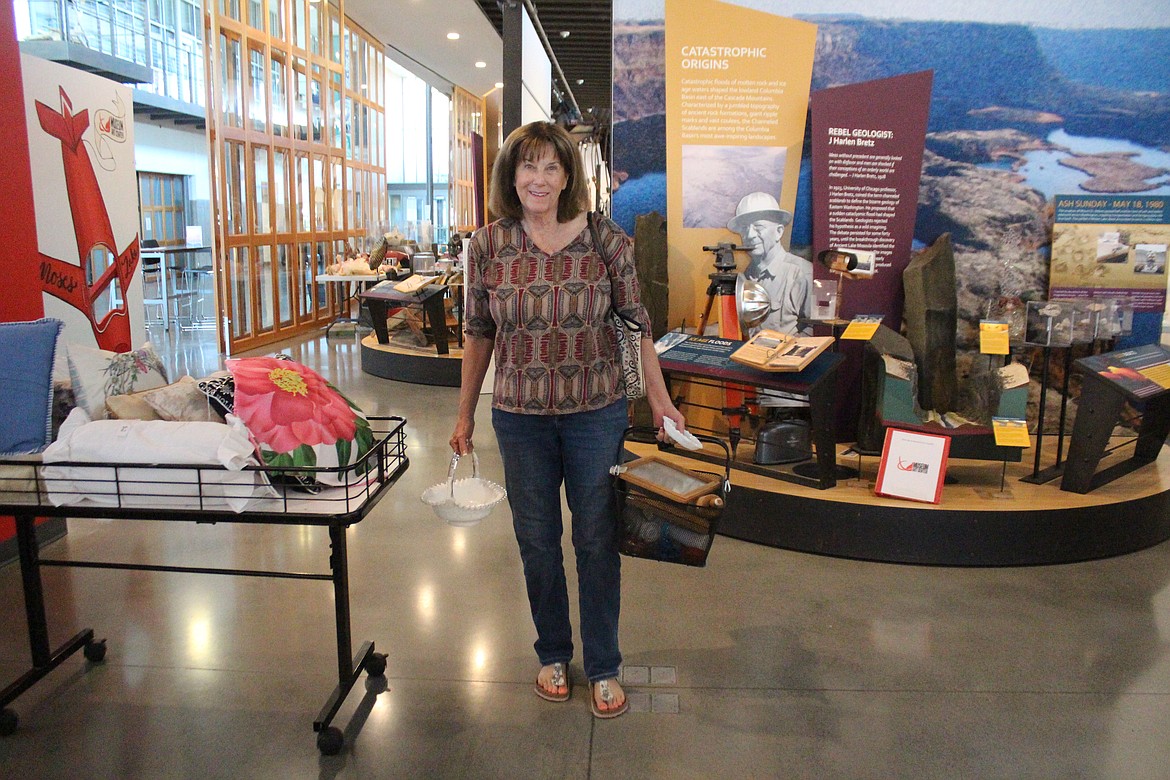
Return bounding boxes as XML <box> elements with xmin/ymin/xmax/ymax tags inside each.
<box><xmin>450</xmin><ymin>121</ymin><xmax>685</xmax><ymax>719</ymax></box>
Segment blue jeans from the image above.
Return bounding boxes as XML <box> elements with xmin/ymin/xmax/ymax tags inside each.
<box><xmin>492</xmin><ymin>399</ymin><xmax>627</xmax><ymax>683</ymax></box>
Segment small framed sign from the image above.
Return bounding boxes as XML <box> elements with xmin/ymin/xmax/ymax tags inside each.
<box><xmin>874</xmin><ymin>428</ymin><xmax>951</xmax><ymax>504</ymax></box>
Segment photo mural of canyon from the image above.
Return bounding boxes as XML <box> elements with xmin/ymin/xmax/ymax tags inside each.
<box><xmin>612</xmin><ymin>5</ymin><xmax>1170</xmax><ymax>426</ymax></box>
<box><xmin>615</xmin><ymin>15</ymin><xmax>1170</xmax><ymax>322</ymax></box>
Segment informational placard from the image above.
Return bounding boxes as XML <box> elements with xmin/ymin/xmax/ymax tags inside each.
<box><xmin>839</xmin><ymin>314</ymin><xmax>883</xmax><ymax>341</ymax></box>
<box><xmin>874</xmin><ymin>428</ymin><xmax>951</xmax><ymax>504</ymax></box>
<box><xmin>992</xmin><ymin>418</ymin><xmax>1031</xmax><ymax>448</ymax></box>
<box><xmin>658</xmin><ymin>333</ymin><xmax>739</xmax><ymax>368</ymax></box>
<box><xmin>979</xmin><ymin>321</ymin><xmax>1011</xmax><ymax>355</ymax></box>
<box><xmin>1077</xmin><ymin>343</ymin><xmax>1170</xmax><ymax>400</ymax></box>
<box><xmin>1049</xmin><ymin>194</ymin><xmax>1170</xmax><ymax>347</ymax></box>
<box><xmin>664</xmin><ymin>0</ymin><xmax>815</xmax><ymax>319</ymax></box>
<box><xmin>810</xmin><ymin>70</ymin><xmax>934</xmax><ymax>331</ymax></box>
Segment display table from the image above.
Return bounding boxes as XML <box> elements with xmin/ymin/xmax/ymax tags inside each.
<box><xmin>657</xmin><ymin>335</ymin><xmax>843</xmax><ymax>489</ymax></box>
<box><xmin>0</xmin><ymin>417</ymin><xmax>410</xmax><ymax>756</ymax></box>
<box><xmin>359</xmin><ymin>280</ymin><xmax>451</xmax><ymax>354</ymax></box>
<box><xmin>314</xmin><ymin>273</ymin><xmax>383</xmax><ymax>334</ymax></box>
<box><xmin>647</xmin><ymin>336</ymin><xmax>1170</xmax><ymax>565</ymax></box>
<box><xmin>356</xmin><ymin>280</ymin><xmax>462</xmax><ymax>387</ymax></box>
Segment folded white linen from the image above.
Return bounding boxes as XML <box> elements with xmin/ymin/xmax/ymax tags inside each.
<box><xmin>40</xmin><ymin>409</ymin><xmax>276</xmax><ymax>512</ymax></box>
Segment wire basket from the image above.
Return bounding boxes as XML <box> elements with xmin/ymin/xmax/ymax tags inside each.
<box><xmin>612</xmin><ymin>427</ymin><xmax>731</xmax><ymax>567</ymax></box>
<box><xmin>421</xmin><ymin>451</ymin><xmax>507</xmax><ymax>527</ymax></box>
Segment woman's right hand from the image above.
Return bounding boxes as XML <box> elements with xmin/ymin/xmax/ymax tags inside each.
<box><xmin>449</xmin><ymin>416</ymin><xmax>475</xmax><ymax>456</ymax></box>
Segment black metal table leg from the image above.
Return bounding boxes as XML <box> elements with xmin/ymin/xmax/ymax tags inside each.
<box><xmin>1</xmin><ymin>513</ymin><xmax>99</xmax><ymax>735</ymax></box>
<box><xmin>313</xmin><ymin>521</ymin><xmax>384</xmax><ymax>755</ymax></box>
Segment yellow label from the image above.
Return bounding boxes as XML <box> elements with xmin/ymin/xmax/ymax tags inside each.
<box><xmin>840</xmin><ymin>319</ymin><xmax>881</xmax><ymax>340</ymax></box>
<box><xmin>992</xmin><ymin>418</ymin><xmax>1031</xmax><ymax>448</ymax></box>
<box><xmin>979</xmin><ymin>321</ymin><xmax>1010</xmax><ymax>355</ymax></box>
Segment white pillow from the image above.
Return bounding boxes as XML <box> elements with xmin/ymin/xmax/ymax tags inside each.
<box><xmin>67</xmin><ymin>342</ymin><xmax>168</xmax><ymax>419</ymax></box>
<box><xmin>40</xmin><ymin>412</ymin><xmax>276</xmax><ymax>512</ymax></box>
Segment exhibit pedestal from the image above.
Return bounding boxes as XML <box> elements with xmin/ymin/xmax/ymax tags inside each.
<box><xmin>359</xmin><ymin>333</ymin><xmax>462</xmax><ymax>387</ymax></box>
<box><xmin>629</xmin><ymin>439</ymin><xmax>1170</xmax><ymax>566</ymax></box>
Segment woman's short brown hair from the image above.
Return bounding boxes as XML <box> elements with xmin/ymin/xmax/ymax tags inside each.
<box><xmin>488</xmin><ymin>121</ymin><xmax>589</xmax><ymax>222</ymax></box>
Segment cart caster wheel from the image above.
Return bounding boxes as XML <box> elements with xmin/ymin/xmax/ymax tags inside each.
<box><xmin>364</xmin><ymin>652</ymin><xmax>387</xmax><ymax>677</ymax></box>
<box><xmin>84</xmin><ymin>639</ymin><xmax>107</xmax><ymax>663</ymax></box>
<box><xmin>0</xmin><ymin>708</ymin><xmax>17</xmax><ymax>736</ymax></box>
<box><xmin>317</xmin><ymin>726</ymin><xmax>344</xmax><ymax>755</ymax></box>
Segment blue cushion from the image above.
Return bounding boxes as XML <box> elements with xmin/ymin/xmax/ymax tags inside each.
<box><xmin>0</xmin><ymin>318</ymin><xmax>64</xmax><ymax>455</ymax></box>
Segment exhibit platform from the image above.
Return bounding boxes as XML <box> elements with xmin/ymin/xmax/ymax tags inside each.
<box><xmin>360</xmin><ymin>332</ymin><xmax>462</xmax><ymax>386</ymax></box>
<box><xmin>628</xmin><ymin>437</ymin><xmax>1170</xmax><ymax>566</ymax></box>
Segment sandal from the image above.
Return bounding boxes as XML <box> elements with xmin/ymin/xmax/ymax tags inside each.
<box><xmin>534</xmin><ymin>662</ymin><xmax>571</xmax><ymax>702</ymax></box>
<box><xmin>590</xmin><ymin>678</ymin><xmax>628</xmax><ymax>719</ymax></box>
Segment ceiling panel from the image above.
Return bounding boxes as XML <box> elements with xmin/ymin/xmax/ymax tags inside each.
<box><xmin>343</xmin><ymin>0</ymin><xmax>612</xmax><ymax>128</ymax></box>
<box><xmin>344</xmin><ymin>0</ymin><xmax>503</xmax><ymax>96</ymax></box>
<box><xmin>474</xmin><ymin>0</ymin><xmax>612</xmax><ymax>125</ymax></box>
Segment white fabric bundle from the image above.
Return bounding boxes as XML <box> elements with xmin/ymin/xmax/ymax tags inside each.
<box><xmin>41</xmin><ymin>408</ymin><xmax>277</xmax><ymax>512</ymax></box>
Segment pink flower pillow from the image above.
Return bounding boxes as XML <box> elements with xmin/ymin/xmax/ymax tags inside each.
<box><xmin>225</xmin><ymin>356</ymin><xmax>374</xmax><ymax>485</ymax></box>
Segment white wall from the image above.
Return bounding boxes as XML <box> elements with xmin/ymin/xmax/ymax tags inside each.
<box><xmin>134</xmin><ymin>121</ymin><xmax>212</xmax><ymax>244</ymax></box>
<box><xmin>520</xmin><ymin>6</ymin><xmax>551</xmax><ymax>123</ymax></box>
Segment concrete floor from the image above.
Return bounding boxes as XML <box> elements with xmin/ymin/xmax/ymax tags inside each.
<box><xmin>2</xmin><ymin>327</ymin><xmax>1170</xmax><ymax>778</ymax></box>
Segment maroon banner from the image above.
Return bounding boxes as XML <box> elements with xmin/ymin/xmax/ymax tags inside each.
<box><xmin>811</xmin><ymin>70</ymin><xmax>933</xmax><ymax>332</ymax></box>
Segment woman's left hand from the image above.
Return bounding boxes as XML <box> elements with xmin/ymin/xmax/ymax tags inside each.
<box><xmin>650</xmin><ymin>400</ymin><xmax>687</xmax><ymax>443</ymax></box>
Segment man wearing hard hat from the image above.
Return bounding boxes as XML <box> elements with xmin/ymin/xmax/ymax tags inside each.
<box><xmin>728</xmin><ymin>192</ymin><xmax>813</xmax><ymax>459</ymax></box>
<box><xmin>727</xmin><ymin>191</ymin><xmax>812</xmax><ymax>339</ymax></box>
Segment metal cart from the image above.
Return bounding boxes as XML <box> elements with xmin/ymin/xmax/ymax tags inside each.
<box><xmin>0</xmin><ymin>416</ymin><xmax>409</xmax><ymax>756</ymax></box>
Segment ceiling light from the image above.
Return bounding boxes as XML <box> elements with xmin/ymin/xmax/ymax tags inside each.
<box><xmin>495</xmin><ymin>82</ymin><xmax>504</xmax><ymax>89</ymax></box>
<box><xmin>447</xmin><ymin>32</ymin><xmax>460</xmax><ymax>40</ymax></box>
<box><xmin>475</xmin><ymin>61</ymin><xmax>486</xmax><ymax>68</ymax></box>
<box><xmin>560</xmin><ymin>31</ymin><xmax>570</xmax><ymax>38</ymax></box>
<box><xmin>576</xmin><ymin>79</ymin><xmax>584</xmax><ymax>85</ymax></box>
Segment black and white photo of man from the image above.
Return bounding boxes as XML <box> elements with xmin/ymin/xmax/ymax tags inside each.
<box><xmin>727</xmin><ymin>192</ymin><xmax>813</xmax><ymax>457</ymax></box>
<box><xmin>727</xmin><ymin>192</ymin><xmax>813</xmax><ymax>337</ymax></box>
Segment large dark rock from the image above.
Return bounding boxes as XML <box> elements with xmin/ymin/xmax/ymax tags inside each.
<box><xmin>856</xmin><ymin>324</ymin><xmax>917</xmax><ymax>453</ymax></box>
<box><xmin>634</xmin><ymin>211</ymin><xmax>668</xmax><ymax>339</ymax></box>
<box><xmin>902</xmin><ymin>234</ymin><xmax>958</xmax><ymax>413</ymax></box>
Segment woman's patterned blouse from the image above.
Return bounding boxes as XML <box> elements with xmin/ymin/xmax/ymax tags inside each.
<box><xmin>464</xmin><ymin>215</ymin><xmax>652</xmax><ymax>414</ymax></box>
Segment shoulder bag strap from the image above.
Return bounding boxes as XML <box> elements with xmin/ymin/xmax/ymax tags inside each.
<box><xmin>589</xmin><ymin>212</ymin><xmax>643</xmax><ymax>333</ymax></box>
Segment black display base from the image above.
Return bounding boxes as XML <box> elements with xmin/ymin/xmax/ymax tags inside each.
<box><xmin>1019</xmin><ymin>462</ymin><xmax>1064</xmax><ymax>485</ymax></box>
<box><xmin>792</xmin><ymin>462</ymin><xmax>859</xmax><ymax>481</ymax></box>
<box><xmin>360</xmin><ymin>336</ymin><xmax>461</xmax><ymax>386</ymax></box>
<box><xmin>717</xmin><ymin>482</ymin><xmax>1170</xmax><ymax>566</ymax></box>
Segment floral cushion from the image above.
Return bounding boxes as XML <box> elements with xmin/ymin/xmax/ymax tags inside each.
<box><xmin>67</xmin><ymin>341</ymin><xmax>168</xmax><ymax>419</ymax></box>
<box><xmin>225</xmin><ymin>356</ymin><xmax>374</xmax><ymax>486</ymax></box>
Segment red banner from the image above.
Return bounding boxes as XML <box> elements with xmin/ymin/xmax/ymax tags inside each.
<box><xmin>0</xmin><ymin>2</ymin><xmax>42</xmax><ymax>322</ymax></box>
